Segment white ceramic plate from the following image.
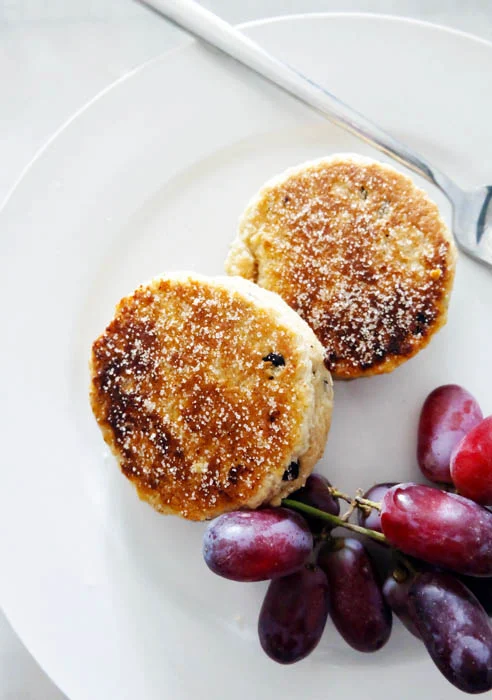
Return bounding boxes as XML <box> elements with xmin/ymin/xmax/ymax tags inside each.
<box><xmin>1</xmin><ymin>13</ymin><xmax>491</xmax><ymax>700</ymax></box>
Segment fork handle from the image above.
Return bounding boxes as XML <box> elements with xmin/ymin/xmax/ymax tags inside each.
<box><xmin>138</xmin><ymin>0</ymin><xmax>461</xmax><ymax>199</ymax></box>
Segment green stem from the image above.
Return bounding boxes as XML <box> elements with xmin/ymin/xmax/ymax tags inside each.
<box><xmin>355</xmin><ymin>496</ymin><xmax>382</xmax><ymax>512</ymax></box>
<box><xmin>282</xmin><ymin>498</ymin><xmax>388</xmax><ymax>545</ymax></box>
<box><xmin>396</xmin><ymin>554</ymin><xmax>418</xmax><ymax>577</ymax></box>
<box><xmin>328</xmin><ymin>488</ymin><xmax>381</xmax><ymax>512</ymax></box>
<box><xmin>328</xmin><ymin>488</ymin><xmax>353</xmax><ymax>504</ymax></box>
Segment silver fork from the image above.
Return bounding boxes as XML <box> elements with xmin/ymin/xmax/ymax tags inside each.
<box><xmin>138</xmin><ymin>0</ymin><xmax>492</xmax><ymax>270</ymax></box>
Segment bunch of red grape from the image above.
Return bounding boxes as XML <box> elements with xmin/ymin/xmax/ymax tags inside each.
<box><xmin>202</xmin><ymin>384</ymin><xmax>492</xmax><ymax>695</ymax></box>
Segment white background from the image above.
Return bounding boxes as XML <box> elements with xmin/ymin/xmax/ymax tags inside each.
<box><xmin>1</xmin><ymin>1</ymin><xmax>491</xmax><ymax>698</ymax></box>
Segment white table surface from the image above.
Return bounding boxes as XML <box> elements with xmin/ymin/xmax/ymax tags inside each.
<box><xmin>1</xmin><ymin>1</ymin><xmax>491</xmax><ymax>698</ymax></box>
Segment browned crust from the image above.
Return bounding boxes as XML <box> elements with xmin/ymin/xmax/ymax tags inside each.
<box><xmin>90</xmin><ymin>275</ymin><xmax>331</xmax><ymax>520</ymax></box>
<box><xmin>226</xmin><ymin>156</ymin><xmax>457</xmax><ymax>379</ymax></box>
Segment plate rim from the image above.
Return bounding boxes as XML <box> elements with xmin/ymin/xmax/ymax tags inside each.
<box><xmin>1</xmin><ymin>11</ymin><xmax>491</xmax><ymax>216</ymax></box>
<box><xmin>1</xmin><ymin>11</ymin><xmax>492</xmax><ymax>699</ymax></box>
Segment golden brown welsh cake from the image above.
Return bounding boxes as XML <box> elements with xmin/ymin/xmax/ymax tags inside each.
<box><xmin>90</xmin><ymin>273</ymin><xmax>333</xmax><ymax>520</ymax></box>
<box><xmin>225</xmin><ymin>155</ymin><xmax>457</xmax><ymax>379</ymax></box>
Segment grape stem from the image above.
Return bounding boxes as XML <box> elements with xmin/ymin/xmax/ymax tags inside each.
<box><xmin>328</xmin><ymin>487</ymin><xmax>381</xmax><ymax>512</ymax></box>
<box><xmin>282</xmin><ymin>498</ymin><xmax>388</xmax><ymax>545</ymax></box>
<box><xmin>327</xmin><ymin>487</ymin><xmax>353</xmax><ymax>504</ymax></box>
<box><xmin>396</xmin><ymin>555</ymin><xmax>418</xmax><ymax>577</ymax></box>
<box><xmin>340</xmin><ymin>501</ymin><xmax>357</xmax><ymax>522</ymax></box>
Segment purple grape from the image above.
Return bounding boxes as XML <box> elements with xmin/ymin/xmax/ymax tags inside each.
<box><xmin>381</xmin><ymin>483</ymin><xmax>492</xmax><ymax>576</ymax></box>
<box><xmin>318</xmin><ymin>538</ymin><xmax>392</xmax><ymax>652</ymax></box>
<box><xmin>289</xmin><ymin>474</ymin><xmax>340</xmax><ymax>532</ymax></box>
<box><xmin>258</xmin><ymin>565</ymin><xmax>330</xmax><ymax>664</ymax></box>
<box><xmin>357</xmin><ymin>483</ymin><xmax>397</xmax><ymax>533</ymax></box>
<box><xmin>409</xmin><ymin>571</ymin><xmax>492</xmax><ymax>694</ymax></box>
<box><xmin>383</xmin><ymin>572</ymin><xmax>421</xmax><ymax>638</ymax></box>
<box><xmin>203</xmin><ymin>508</ymin><xmax>312</xmax><ymax>582</ymax></box>
<box><xmin>417</xmin><ymin>384</ymin><xmax>483</xmax><ymax>484</ymax></box>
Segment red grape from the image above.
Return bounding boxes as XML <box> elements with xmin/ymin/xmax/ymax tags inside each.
<box><xmin>258</xmin><ymin>565</ymin><xmax>330</xmax><ymax>664</ymax></box>
<box><xmin>289</xmin><ymin>474</ymin><xmax>340</xmax><ymax>533</ymax></box>
<box><xmin>203</xmin><ymin>508</ymin><xmax>312</xmax><ymax>582</ymax></box>
<box><xmin>451</xmin><ymin>415</ymin><xmax>492</xmax><ymax>505</ymax></box>
<box><xmin>380</xmin><ymin>483</ymin><xmax>492</xmax><ymax>576</ymax></box>
<box><xmin>318</xmin><ymin>538</ymin><xmax>392</xmax><ymax>652</ymax></box>
<box><xmin>382</xmin><ymin>573</ymin><xmax>421</xmax><ymax>638</ymax></box>
<box><xmin>357</xmin><ymin>483</ymin><xmax>397</xmax><ymax>533</ymax></box>
<box><xmin>417</xmin><ymin>385</ymin><xmax>483</xmax><ymax>483</ymax></box>
<box><xmin>409</xmin><ymin>571</ymin><xmax>492</xmax><ymax>694</ymax></box>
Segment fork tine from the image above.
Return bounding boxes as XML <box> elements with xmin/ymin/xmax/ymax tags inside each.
<box><xmin>452</xmin><ymin>185</ymin><xmax>492</xmax><ymax>269</ymax></box>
